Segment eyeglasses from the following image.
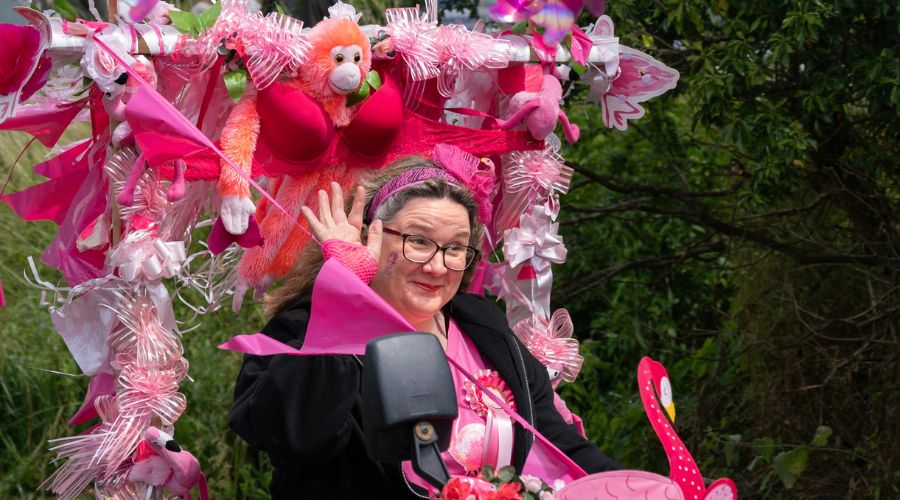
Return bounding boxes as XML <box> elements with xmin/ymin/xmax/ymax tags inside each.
<box><xmin>382</xmin><ymin>227</ymin><xmax>479</xmax><ymax>271</ymax></box>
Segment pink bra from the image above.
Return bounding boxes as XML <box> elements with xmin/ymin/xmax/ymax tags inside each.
<box><xmin>180</xmin><ymin>62</ymin><xmax>541</xmax><ymax>180</ymax></box>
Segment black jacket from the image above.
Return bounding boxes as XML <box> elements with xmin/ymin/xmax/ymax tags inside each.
<box><xmin>229</xmin><ymin>293</ymin><xmax>620</xmax><ymax>499</ymax></box>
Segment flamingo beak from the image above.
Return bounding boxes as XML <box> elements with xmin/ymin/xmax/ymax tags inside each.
<box><xmin>665</xmin><ymin>402</ymin><xmax>676</xmax><ymax>423</ymax></box>
<box><xmin>165</xmin><ymin>439</ymin><xmax>182</xmax><ymax>452</ymax></box>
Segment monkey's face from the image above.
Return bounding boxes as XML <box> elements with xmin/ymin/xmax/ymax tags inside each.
<box><xmin>329</xmin><ymin>45</ymin><xmax>365</xmax><ymax>95</ymax></box>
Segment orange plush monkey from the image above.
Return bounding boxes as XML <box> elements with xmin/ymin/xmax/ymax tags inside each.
<box><xmin>217</xmin><ymin>16</ymin><xmax>372</xmax><ymax>299</ymax></box>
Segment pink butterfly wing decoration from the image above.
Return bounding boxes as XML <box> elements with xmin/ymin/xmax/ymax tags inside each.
<box><xmin>489</xmin><ymin>0</ymin><xmax>544</xmax><ymax>23</ymax></box>
<box><xmin>531</xmin><ymin>0</ymin><xmax>577</xmax><ymax>48</ymax></box>
<box><xmin>602</xmin><ymin>46</ymin><xmax>679</xmax><ymax>130</ymax></box>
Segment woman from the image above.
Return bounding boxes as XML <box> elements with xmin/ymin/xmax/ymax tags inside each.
<box><xmin>229</xmin><ymin>149</ymin><xmax>620</xmax><ymax>499</ymax></box>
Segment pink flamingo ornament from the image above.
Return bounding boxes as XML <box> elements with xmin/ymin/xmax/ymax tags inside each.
<box><xmin>128</xmin><ymin>426</ymin><xmax>209</xmax><ymax>500</ymax></box>
<box><xmin>556</xmin><ymin>357</ymin><xmax>737</xmax><ymax>500</ymax></box>
<box><xmin>636</xmin><ymin>357</ymin><xmax>738</xmax><ymax>500</ymax></box>
<box><xmin>496</xmin><ymin>71</ymin><xmax>580</xmax><ymax>144</ymax></box>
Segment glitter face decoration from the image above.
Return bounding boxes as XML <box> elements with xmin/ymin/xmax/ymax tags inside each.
<box><xmin>383</xmin><ymin>251</ymin><xmax>399</xmax><ymax>277</ymax></box>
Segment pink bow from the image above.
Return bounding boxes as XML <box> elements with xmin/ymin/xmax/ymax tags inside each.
<box><xmin>434</xmin><ymin>23</ymin><xmax>509</xmax><ymax>98</ymax></box>
<box><xmin>385</xmin><ymin>0</ymin><xmax>441</xmax><ymax>82</ymax></box>
<box><xmin>512</xmin><ymin>309</ymin><xmax>583</xmax><ymax>383</ymax></box>
<box><xmin>494</xmin><ymin>148</ymin><xmax>573</xmax><ymax>236</ymax></box>
<box><xmin>196</xmin><ymin>0</ymin><xmax>310</xmax><ymax>90</ymax></box>
<box><xmin>116</xmin><ymin>357</ymin><xmax>188</xmax><ymax>426</ymax></box>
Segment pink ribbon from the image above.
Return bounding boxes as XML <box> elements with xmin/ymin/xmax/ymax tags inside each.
<box><xmin>512</xmin><ymin>309</ymin><xmax>583</xmax><ymax>383</ymax></box>
<box><xmin>495</xmin><ymin>148</ymin><xmax>573</xmax><ymax>236</ymax></box>
<box><xmin>385</xmin><ymin>0</ymin><xmax>441</xmax><ymax>82</ymax></box>
<box><xmin>502</xmin><ymin>204</ymin><xmax>567</xmax><ymax>319</ymax></box>
<box><xmin>434</xmin><ymin>23</ymin><xmax>509</xmax><ymax>98</ymax></box>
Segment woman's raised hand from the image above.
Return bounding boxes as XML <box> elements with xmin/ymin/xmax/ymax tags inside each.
<box><xmin>300</xmin><ymin>183</ymin><xmax>383</xmax><ymax>262</ymax></box>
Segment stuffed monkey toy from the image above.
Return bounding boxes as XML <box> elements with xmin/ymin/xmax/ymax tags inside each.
<box><xmin>217</xmin><ymin>17</ymin><xmax>372</xmax><ymax>297</ymax></box>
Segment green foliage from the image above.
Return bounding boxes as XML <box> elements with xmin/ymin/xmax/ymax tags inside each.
<box><xmin>552</xmin><ymin>1</ymin><xmax>898</xmax><ymax>498</ymax></box>
<box><xmin>224</xmin><ymin>68</ymin><xmax>250</xmax><ymax>103</ymax></box>
<box><xmin>167</xmin><ymin>1</ymin><xmax>222</xmax><ymax>37</ymax></box>
<box><xmin>50</xmin><ymin>0</ymin><xmax>77</xmax><ymax>21</ymax></box>
<box><xmin>2</xmin><ymin>0</ymin><xmax>898</xmax><ymax>498</ymax></box>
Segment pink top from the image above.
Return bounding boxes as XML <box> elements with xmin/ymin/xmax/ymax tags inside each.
<box><xmin>402</xmin><ymin>320</ymin><xmax>516</xmax><ymax>492</ymax></box>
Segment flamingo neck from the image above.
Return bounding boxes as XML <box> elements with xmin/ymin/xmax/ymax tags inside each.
<box><xmin>638</xmin><ymin>370</ymin><xmax>707</xmax><ymax>499</ymax></box>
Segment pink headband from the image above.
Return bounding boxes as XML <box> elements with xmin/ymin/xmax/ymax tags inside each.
<box><xmin>365</xmin><ymin>144</ymin><xmax>496</xmax><ymax>224</ymax></box>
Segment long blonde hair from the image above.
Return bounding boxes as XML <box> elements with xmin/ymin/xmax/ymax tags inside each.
<box><xmin>264</xmin><ymin>156</ymin><xmax>486</xmax><ymax>316</ymax></box>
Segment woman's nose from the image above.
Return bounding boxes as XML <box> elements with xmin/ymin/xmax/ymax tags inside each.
<box><xmin>422</xmin><ymin>251</ymin><xmax>448</xmax><ymax>275</ymax></box>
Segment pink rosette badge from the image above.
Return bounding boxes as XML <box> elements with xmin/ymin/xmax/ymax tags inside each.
<box><xmin>463</xmin><ymin>369</ymin><xmax>517</xmax><ymax>470</ymax></box>
<box><xmin>463</xmin><ymin>369</ymin><xmax>516</xmax><ymax>417</ymax></box>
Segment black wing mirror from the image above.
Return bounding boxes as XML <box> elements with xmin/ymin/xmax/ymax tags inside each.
<box><xmin>360</xmin><ymin>332</ymin><xmax>458</xmax><ymax>489</ymax></box>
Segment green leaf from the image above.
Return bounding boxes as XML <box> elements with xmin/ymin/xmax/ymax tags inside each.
<box><xmin>773</xmin><ymin>445</ymin><xmax>808</xmax><ymax>489</ymax></box>
<box><xmin>346</xmin><ymin>79</ymin><xmax>370</xmax><ymax>107</ymax></box>
<box><xmin>223</xmin><ymin>69</ymin><xmax>249</xmax><ymax>103</ymax></box>
<box><xmin>274</xmin><ymin>2</ymin><xmax>286</xmax><ymax>14</ymax></box>
<box><xmin>810</xmin><ymin>425</ymin><xmax>832</xmax><ymax>447</ymax></box>
<box><xmin>197</xmin><ymin>1</ymin><xmax>222</xmax><ymax>32</ymax></box>
<box><xmin>752</xmin><ymin>436</ymin><xmax>776</xmax><ymax>462</ymax></box>
<box><xmin>52</xmin><ymin>0</ymin><xmax>77</xmax><ymax>21</ymax></box>
<box><xmin>497</xmin><ymin>465</ymin><xmax>517</xmax><ymax>483</ymax></box>
<box><xmin>641</xmin><ymin>33</ymin><xmax>654</xmax><ymax>49</ymax></box>
<box><xmin>167</xmin><ymin>11</ymin><xmax>198</xmax><ymax>35</ymax></box>
<box><xmin>512</xmin><ymin>21</ymin><xmax>528</xmax><ymax>35</ymax></box>
<box><xmin>724</xmin><ymin>434</ymin><xmax>742</xmax><ymax>467</ymax></box>
<box><xmin>347</xmin><ymin>71</ymin><xmax>382</xmax><ymax>106</ymax></box>
<box><xmin>365</xmin><ymin>70</ymin><xmax>382</xmax><ymax>90</ymax></box>
<box><xmin>480</xmin><ymin>465</ymin><xmax>496</xmax><ymax>481</ymax></box>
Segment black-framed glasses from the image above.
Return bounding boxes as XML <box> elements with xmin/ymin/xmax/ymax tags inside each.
<box><xmin>382</xmin><ymin>227</ymin><xmax>479</xmax><ymax>271</ymax></box>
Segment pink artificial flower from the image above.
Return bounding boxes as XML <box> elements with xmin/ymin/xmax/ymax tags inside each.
<box><xmin>0</xmin><ymin>25</ymin><xmax>43</xmax><ymax>96</ymax></box>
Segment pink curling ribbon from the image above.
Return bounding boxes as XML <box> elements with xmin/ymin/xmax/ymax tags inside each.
<box><xmin>495</xmin><ymin>147</ymin><xmax>573</xmax><ymax>236</ymax></box>
<box><xmin>502</xmin><ymin>204</ymin><xmax>567</xmax><ymax>319</ymax></box>
<box><xmin>512</xmin><ymin>308</ymin><xmax>584</xmax><ymax>384</ymax></box>
<box><xmin>195</xmin><ymin>0</ymin><xmax>310</xmax><ymax>90</ymax></box>
<box><xmin>385</xmin><ymin>0</ymin><xmax>441</xmax><ymax>82</ymax></box>
<box><xmin>434</xmin><ymin>23</ymin><xmax>509</xmax><ymax>98</ymax></box>
<box><xmin>116</xmin><ymin>356</ymin><xmax>188</xmax><ymax>426</ymax></box>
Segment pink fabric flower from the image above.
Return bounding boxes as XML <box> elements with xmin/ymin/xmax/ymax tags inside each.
<box><xmin>0</xmin><ymin>25</ymin><xmax>43</xmax><ymax>96</ymax></box>
<box><xmin>82</xmin><ymin>29</ymin><xmax>132</xmax><ymax>93</ymax></box>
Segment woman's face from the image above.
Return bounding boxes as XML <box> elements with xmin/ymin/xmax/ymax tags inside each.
<box><xmin>370</xmin><ymin>197</ymin><xmax>471</xmax><ymax>329</ymax></box>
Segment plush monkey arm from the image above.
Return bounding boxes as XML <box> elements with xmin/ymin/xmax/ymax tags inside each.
<box><xmin>218</xmin><ymin>90</ymin><xmax>261</xmax><ymax>235</ymax></box>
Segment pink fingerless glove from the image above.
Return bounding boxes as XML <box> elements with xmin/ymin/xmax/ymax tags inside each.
<box><xmin>321</xmin><ymin>239</ymin><xmax>379</xmax><ymax>284</ymax></box>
